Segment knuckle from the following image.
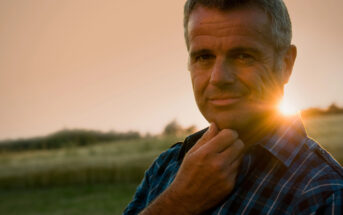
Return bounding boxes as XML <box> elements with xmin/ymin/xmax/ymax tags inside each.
<box><xmin>186</xmin><ymin>149</ymin><xmax>205</xmax><ymax>161</ymax></box>
<box><xmin>211</xmin><ymin>159</ymin><xmax>224</xmax><ymax>171</ymax></box>
<box><xmin>195</xmin><ymin>149</ymin><xmax>209</xmax><ymax>160</ymax></box>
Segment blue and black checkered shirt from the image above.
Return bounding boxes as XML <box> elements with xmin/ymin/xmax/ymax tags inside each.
<box><xmin>124</xmin><ymin>116</ymin><xmax>343</xmax><ymax>214</ymax></box>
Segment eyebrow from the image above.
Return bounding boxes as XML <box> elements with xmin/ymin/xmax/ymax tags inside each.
<box><xmin>189</xmin><ymin>46</ymin><xmax>262</xmax><ymax>58</ymax></box>
<box><xmin>189</xmin><ymin>49</ymin><xmax>213</xmax><ymax>59</ymax></box>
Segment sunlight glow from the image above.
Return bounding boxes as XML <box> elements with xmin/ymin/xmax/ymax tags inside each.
<box><xmin>278</xmin><ymin>98</ymin><xmax>298</xmax><ymax>116</ymax></box>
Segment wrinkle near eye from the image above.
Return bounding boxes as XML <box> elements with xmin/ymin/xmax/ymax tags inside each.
<box><xmin>234</xmin><ymin>53</ymin><xmax>256</xmax><ymax>66</ymax></box>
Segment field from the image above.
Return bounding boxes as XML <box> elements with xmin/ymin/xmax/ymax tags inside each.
<box><xmin>303</xmin><ymin>114</ymin><xmax>343</xmax><ymax>162</ymax></box>
<box><xmin>0</xmin><ymin>135</ymin><xmax>182</xmax><ymax>215</ymax></box>
<box><xmin>0</xmin><ymin>115</ymin><xmax>342</xmax><ymax>215</ymax></box>
<box><xmin>0</xmin><ymin>183</ymin><xmax>138</xmax><ymax>215</ymax></box>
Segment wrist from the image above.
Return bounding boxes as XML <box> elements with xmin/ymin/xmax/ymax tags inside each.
<box><xmin>140</xmin><ymin>185</ymin><xmax>200</xmax><ymax>215</ymax></box>
<box><xmin>162</xmin><ymin>184</ymin><xmax>203</xmax><ymax>215</ymax></box>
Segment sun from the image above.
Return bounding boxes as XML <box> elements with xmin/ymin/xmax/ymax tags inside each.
<box><xmin>278</xmin><ymin>98</ymin><xmax>298</xmax><ymax>116</ymax></box>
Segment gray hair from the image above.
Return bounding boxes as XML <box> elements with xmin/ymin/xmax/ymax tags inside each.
<box><xmin>184</xmin><ymin>0</ymin><xmax>292</xmax><ymax>54</ymax></box>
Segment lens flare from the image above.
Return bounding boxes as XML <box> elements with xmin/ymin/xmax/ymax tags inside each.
<box><xmin>278</xmin><ymin>98</ymin><xmax>298</xmax><ymax>116</ymax></box>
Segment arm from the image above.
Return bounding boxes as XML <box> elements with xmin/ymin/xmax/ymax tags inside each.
<box><xmin>139</xmin><ymin>123</ymin><xmax>245</xmax><ymax>215</ymax></box>
<box><xmin>138</xmin><ymin>186</ymin><xmax>194</xmax><ymax>215</ymax></box>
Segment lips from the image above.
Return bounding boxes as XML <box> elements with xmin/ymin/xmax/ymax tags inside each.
<box><xmin>208</xmin><ymin>95</ymin><xmax>244</xmax><ymax>106</ymax></box>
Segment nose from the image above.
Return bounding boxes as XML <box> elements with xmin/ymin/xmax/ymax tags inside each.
<box><xmin>209</xmin><ymin>58</ymin><xmax>236</xmax><ymax>87</ymax></box>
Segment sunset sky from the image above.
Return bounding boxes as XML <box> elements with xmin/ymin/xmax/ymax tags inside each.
<box><xmin>1</xmin><ymin>0</ymin><xmax>343</xmax><ymax>140</ymax></box>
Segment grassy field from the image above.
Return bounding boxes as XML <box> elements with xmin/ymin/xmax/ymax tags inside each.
<box><xmin>303</xmin><ymin>114</ymin><xmax>343</xmax><ymax>162</ymax></box>
<box><xmin>0</xmin><ymin>135</ymin><xmax>182</xmax><ymax>188</ymax></box>
<box><xmin>0</xmin><ymin>115</ymin><xmax>342</xmax><ymax>215</ymax></box>
<box><xmin>0</xmin><ymin>183</ymin><xmax>138</xmax><ymax>215</ymax></box>
<box><xmin>0</xmin><ymin>135</ymin><xmax>183</xmax><ymax>214</ymax></box>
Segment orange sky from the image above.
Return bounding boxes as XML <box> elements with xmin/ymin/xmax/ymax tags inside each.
<box><xmin>1</xmin><ymin>0</ymin><xmax>343</xmax><ymax>139</ymax></box>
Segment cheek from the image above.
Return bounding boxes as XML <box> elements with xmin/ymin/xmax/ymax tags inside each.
<box><xmin>239</xmin><ymin>71</ymin><xmax>283</xmax><ymax>113</ymax></box>
<box><xmin>191</xmin><ymin>71</ymin><xmax>209</xmax><ymax>99</ymax></box>
<box><xmin>237</xmin><ymin>70</ymin><xmax>265</xmax><ymax>97</ymax></box>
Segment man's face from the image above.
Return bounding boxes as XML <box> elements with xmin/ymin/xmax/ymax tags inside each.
<box><xmin>187</xmin><ymin>5</ymin><xmax>292</xmax><ymax>131</ymax></box>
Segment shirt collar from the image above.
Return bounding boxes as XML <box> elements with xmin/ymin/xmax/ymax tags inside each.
<box><xmin>257</xmin><ymin>114</ymin><xmax>307</xmax><ymax>167</ymax></box>
<box><xmin>177</xmin><ymin>127</ymin><xmax>208</xmax><ymax>162</ymax></box>
<box><xmin>177</xmin><ymin>114</ymin><xmax>307</xmax><ymax>167</ymax></box>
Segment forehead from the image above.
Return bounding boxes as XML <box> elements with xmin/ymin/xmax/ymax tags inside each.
<box><xmin>187</xmin><ymin>5</ymin><xmax>273</xmax><ymax>48</ymax></box>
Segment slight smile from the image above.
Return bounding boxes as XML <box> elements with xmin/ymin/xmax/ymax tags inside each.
<box><xmin>209</xmin><ymin>96</ymin><xmax>243</xmax><ymax>106</ymax></box>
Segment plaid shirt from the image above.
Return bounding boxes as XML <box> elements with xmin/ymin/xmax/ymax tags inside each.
<box><xmin>123</xmin><ymin>116</ymin><xmax>343</xmax><ymax>214</ymax></box>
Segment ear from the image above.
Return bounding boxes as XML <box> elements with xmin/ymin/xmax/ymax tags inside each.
<box><xmin>280</xmin><ymin>45</ymin><xmax>297</xmax><ymax>84</ymax></box>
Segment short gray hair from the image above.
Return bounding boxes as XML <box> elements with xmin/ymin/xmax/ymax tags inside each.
<box><xmin>184</xmin><ymin>0</ymin><xmax>292</xmax><ymax>54</ymax></box>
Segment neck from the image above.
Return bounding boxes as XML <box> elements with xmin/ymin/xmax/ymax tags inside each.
<box><xmin>238</xmin><ymin>111</ymin><xmax>284</xmax><ymax>146</ymax></box>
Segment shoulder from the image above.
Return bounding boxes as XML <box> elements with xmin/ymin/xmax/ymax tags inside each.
<box><xmin>291</xmin><ymin>137</ymin><xmax>343</xmax><ymax>191</ymax></box>
<box><xmin>291</xmin><ymin>138</ymin><xmax>343</xmax><ymax>212</ymax></box>
<box><xmin>155</xmin><ymin>141</ymin><xmax>182</xmax><ymax>165</ymax></box>
<box><xmin>146</xmin><ymin>142</ymin><xmax>182</xmax><ymax>179</ymax></box>
<box><xmin>301</xmin><ymin>137</ymin><xmax>343</xmax><ymax>182</ymax></box>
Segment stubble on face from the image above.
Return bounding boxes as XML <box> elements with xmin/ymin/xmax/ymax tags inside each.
<box><xmin>187</xmin><ymin>5</ymin><xmax>287</xmax><ymax>133</ymax></box>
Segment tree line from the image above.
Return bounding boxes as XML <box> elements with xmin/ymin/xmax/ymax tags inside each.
<box><xmin>0</xmin><ymin>120</ymin><xmax>197</xmax><ymax>152</ymax></box>
<box><xmin>0</xmin><ymin>129</ymin><xmax>140</xmax><ymax>152</ymax></box>
<box><xmin>301</xmin><ymin>103</ymin><xmax>343</xmax><ymax>118</ymax></box>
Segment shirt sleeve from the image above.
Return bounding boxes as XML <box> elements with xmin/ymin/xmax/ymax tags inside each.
<box><xmin>122</xmin><ymin>144</ymin><xmax>181</xmax><ymax>215</ymax></box>
<box><xmin>122</xmin><ymin>162</ymin><xmax>156</xmax><ymax>215</ymax></box>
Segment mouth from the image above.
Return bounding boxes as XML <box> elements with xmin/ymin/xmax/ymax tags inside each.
<box><xmin>208</xmin><ymin>96</ymin><xmax>244</xmax><ymax>107</ymax></box>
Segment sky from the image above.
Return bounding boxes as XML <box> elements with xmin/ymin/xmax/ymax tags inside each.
<box><xmin>1</xmin><ymin>0</ymin><xmax>343</xmax><ymax>140</ymax></box>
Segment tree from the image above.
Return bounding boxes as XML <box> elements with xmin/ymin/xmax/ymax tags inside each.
<box><xmin>327</xmin><ymin>103</ymin><xmax>342</xmax><ymax>114</ymax></box>
<box><xmin>163</xmin><ymin>120</ymin><xmax>183</xmax><ymax>136</ymax></box>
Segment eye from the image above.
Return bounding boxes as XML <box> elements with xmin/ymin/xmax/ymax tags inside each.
<box><xmin>235</xmin><ymin>53</ymin><xmax>255</xmax><ymax>65</ymax></box>
<box><xmin>195</xmin><ymin>54</ymin><xmax>215</xmax><ymax>63</ymax></box>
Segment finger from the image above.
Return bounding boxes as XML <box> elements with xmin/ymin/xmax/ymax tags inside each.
<box><xmin>226</xmin><ymin>154</ymin><xmax>243</xmax><ymax>175</ymax></box>
<box><xmin>219</xmin><ymin>139</ymin><xmax>245</xmax><ymax>164</ymax></box>
<box><xmin>189</xmin><ymin>122</ymin><xmax>219</xmax><ymax>153</ymax></box>
<box><xmin>224</xmin><ymin>158</ymin><xmax>242</xmax><ymax>190</ymax></box>
<box><xmin>202</xmin><ymin>129</ymin><xmax>239</xmax><ymax>153</ymax></box>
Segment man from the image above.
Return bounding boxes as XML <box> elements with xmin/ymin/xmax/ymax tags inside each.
<box><xmin>124</xmin><ymin>0</ymin><xmax>343</xmax><ymax>214</ymax></box>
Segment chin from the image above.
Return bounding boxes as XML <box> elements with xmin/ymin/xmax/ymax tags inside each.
<box><xmin>198</xmin><ymin>98</ymin><xmax>278</xmax><ymax>131</ymax></box>
<box><xmin>202</xmin><ymin>101</ymin><xmax>276</xmax><ymax>132</ymax></box>
<box><xmin>204</xmin><ymin>110</ymin><xmax>254</xmax><ymax>132</ymax></box>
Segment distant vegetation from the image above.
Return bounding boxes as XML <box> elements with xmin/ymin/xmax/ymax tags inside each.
<box><xmin>0</xmin><ymin>129</ymin><xmax>140</xmax><ymax>152</ymax></box>
<box><xmin>0</xmin><ymin>120</ymin><xmax>197</xmax><ymax>153</ymax></box>
<box><xmin>162</xmin><ymin>119</ymin><xmax>197</xmax><ymax>136</ymax></box>
<box><xmin>301</xmin><ymin>103</ymin><xmax>343</xmax><ymax>118</ymax></box>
